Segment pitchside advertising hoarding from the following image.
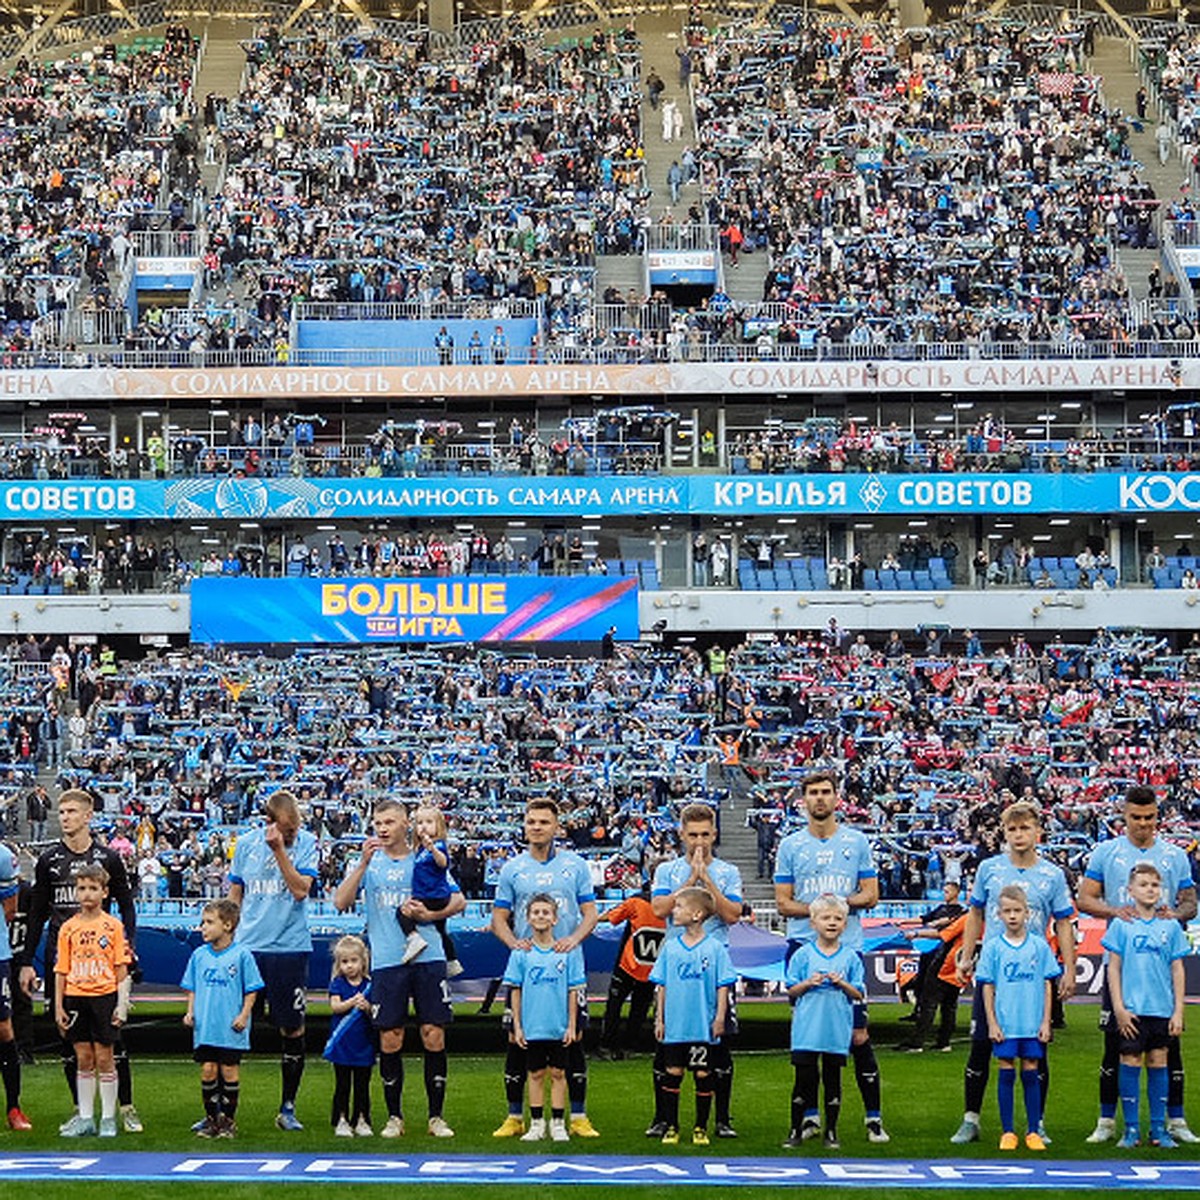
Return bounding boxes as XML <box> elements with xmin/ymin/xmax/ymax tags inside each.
<box><xmin>190</xmin><ymin>576</ymin><xmax>640</xmax><ymax>644</ymax></box>
<box><xmin>9</xmin><ymin>472</ymin><xmax>1200</xmax><ymax>521</ymax></box>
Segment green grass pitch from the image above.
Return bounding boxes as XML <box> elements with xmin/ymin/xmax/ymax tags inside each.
<box><xmin>5</xmin><ymin>1002</ymin><xmax>1200</xmax><ymax>1198</ymax></box>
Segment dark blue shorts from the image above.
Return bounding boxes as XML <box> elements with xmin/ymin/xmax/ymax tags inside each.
<box><xmin>1118</xmin><ymin>1014</ymin><xmax>1173</xmax><ymax>1056</ymax></box>
<box><xmin>992</xmin><ymin>1037</ymin><xmax>1044</xmax><ymax>1061</ymax></box>
<box><xmin>372</xmin><ymin>962</ymin><xmax>453</xmax><ymax>1030</ymax></box>
<box><xmin>252</xmin><ymin>952</ymin><xmax>309</xmax><ymax>1031</ymax></box>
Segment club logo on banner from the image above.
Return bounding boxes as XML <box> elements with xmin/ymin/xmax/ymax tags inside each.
<box><xmin>191</xmin><ymin>576</ymin><xmax>639</xmax><ymax>644</ymax></box>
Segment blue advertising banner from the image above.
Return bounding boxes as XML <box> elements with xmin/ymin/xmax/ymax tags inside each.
<box><xmin>6</xmin><ymin>471</ymin><xmax>1200</xmax><ymax>521</ymax></box>
<box><xmin>190</xmin><ymin>576</ymin><xmax>640</xmax><ymax>644</ymax></box>
<box><xmin>0</xmin><ymin>1152</ymin><xmax>1194</xmax><ymax>1186</ymax></box>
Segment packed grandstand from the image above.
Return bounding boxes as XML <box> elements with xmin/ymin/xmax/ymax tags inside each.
<box><xmin>0</xmin><ymin>0</ymin><xmax>1196</xmax><ymax>1001</ymax></box>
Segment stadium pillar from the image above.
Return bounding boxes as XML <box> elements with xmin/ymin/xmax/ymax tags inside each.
<box><xmin>429</xmin><ymin>0</ymin><xmax>454</xmax><ymax>36</ymax></box>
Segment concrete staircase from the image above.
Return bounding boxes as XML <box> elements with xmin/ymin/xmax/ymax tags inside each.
<box><xmin>192</xmin><ymin>18</ymin><xmax>255</xmax><ymax>197</ymax></box>
<box><xmin>711</xmin><ymin>764</ymin><xmax>775</xmax><ymax>905</ymax></box>
<box><xmin>594</xmin><ymin>10</ymin><xmax>767</xmax><ymax>307</ymax></box>
<box><xmin>1091</xmin><ymin>34</ymin><xmax>1188</xmax><ymax>300</ymax></box>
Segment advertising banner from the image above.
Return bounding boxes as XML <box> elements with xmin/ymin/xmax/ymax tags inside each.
<box><xmin>190</xmin><ymin>575</ymin><xmax>639</xmax><ymax>644</ymax></box>
<box><xmin>5</xmin><ymin>471</ymin><xmax>1200</xmax><ymax>522</ymax></box>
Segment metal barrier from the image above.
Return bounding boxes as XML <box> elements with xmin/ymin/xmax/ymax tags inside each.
<box><xmin>132</xmin><ymin>229</ymin><xmax>204</xmax><ymax>259</ymax></box>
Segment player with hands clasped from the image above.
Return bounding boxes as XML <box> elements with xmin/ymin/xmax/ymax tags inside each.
<box><xmin>649</xmin><ymin>803</ymin><xmax>743</xmax><ymax>1139</ymax></box>
<box><xmin>1102</xmin><ymin>863</ymin><xmax>1190</xmax><ymax>1149</ymax></box>
<box><xmin>649</xmin><ymin>887</ymin><xmax>735</xmax><ymax>1147</ymax></box>
<box><xmin>502</xmin><ymin>893</ymin><xmax>585</xmax><ymax>1143</ymax></box>
<box><xmin>976</xmin><ymin>885</ymin><xmax>1060</xmax><ymax>1152</ymax></box>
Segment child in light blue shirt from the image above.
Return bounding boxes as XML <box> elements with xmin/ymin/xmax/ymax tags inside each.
<box><xmin>649</xmin><ymin>886</ymin><xmax>735</xmax><ymax>1146</ymax></box>
<box><xmin>181</xmin><ymin>898</ymin><xmax>264</xmax><ymax>1137</ymax></box>
<box><xmin>782</xmin><ymin>893</ymin><xmax>864</xmax><ymax>1151</ymax></box>
<box><xmin>976</xmin><ymin>885</ymin><xmax>1060</xmax><ymax>1152</ymax></box>
<box><xmin>1102</xmin><ymin>863</ymin><xmax>1189</xmax><ymax>1148</ymax></box>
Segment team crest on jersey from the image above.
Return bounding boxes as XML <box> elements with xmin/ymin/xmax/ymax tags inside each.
<box><xmin>98</xmin><ymin>936</ymin><xmax>109</xmax><ymax>949</ymax></box>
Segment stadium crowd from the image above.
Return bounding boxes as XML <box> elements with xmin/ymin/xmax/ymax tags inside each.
<box><xmin>0</xmin><ymin>628</ymin><xmax>1195</xmax><ymax>908</ymax></box>
<box><xmin>0</xmin><ymin>8</ymin><xmax>1191</xmax><ymax>366</ymax></box>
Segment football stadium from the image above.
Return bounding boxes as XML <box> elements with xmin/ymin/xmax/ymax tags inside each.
<box><xmin>6</xmin><ymin>0</ymin><xmax>1200</xmax><ymax>1193</ymax></box>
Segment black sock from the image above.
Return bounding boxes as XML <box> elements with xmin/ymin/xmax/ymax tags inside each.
<box><xmin>965</xmin><ymin>1038</ymin><xmax>992</xmax><ymax>1115</ymax></box>
<box><xmin>662</xmin><ymin>1078</ymin><xmax>681</xmax><ymax>1128</ymax></box>
<box><xmin>504</xmin><ymin>1044</ymin><xmax>526</xmax><ymax>1114</ymax></box>
<box><xmin>424</xmin><ymin>1049</ymin><xmax>448</xmax><ymax>1119</ymax></box>
<box><xmin>62</xmin><ymin>1045</ymin><xmax>78</xmax><ymax>1105</ymax></box>
<box><xmin>202</xmin><ymin>1078</ymin><xmax>221</xmax><ymax>1120</ymax></box>
<box><xmin>0</xmin><ymin>1039</ymin><xmax>19</xmax><ymax>1110</ymax></box>
<box><xmin>822</xmin><ymin>1055</ymin><xmax>843</xmax><ymax>1135</ymax></box>
<box><xmin>652</xmin><ymin>1056</ymin><xmax>669</xmax><ymax>1124</ymax></box>
<box><xmin>381</xmin><ymin>1050</ymin><xmax>404</xmax><ymax>1119</ymax></box>
<box><xmin>695</xmin><ymin>1081</ymin><xmax>713</xmax><ymax>1130</ymax></box>
<box><xmin>114</xmin><ymin>1038</ymin><xmax>132</xmax><ymax>1107</ymax></box>
<box><xmin>281</xmin><ymin>1035</ymin><xmax>305</xmax><ymax>1107</ymax></box>
<box><xmin>221</xmin><ymin>1077</ymin><xmax>240</xmax><ymax>1119</ymax></box>
<box><xmin>794</xmin><ymin>1057</ymin><xmax>818</xmax><ymax>1130</ymax></box>
<box><xmin>567</xmin><ymin>1040</ymin><xmax>587</xmax><ymax>1113</ymax></box>
<box><xmin>713</xmin><ymin>1046</ymin><xmax>733</xmax><ymax>1125</ymax></box>
<box><xmin>851</xmin><ymin>1039</ymin><xmax>881</xmax><ymax>1115</ymax></box>
<box><xmin>551</xmin><ymin>1106</ymin><xmax>565</xmax><ymax>1121</ymax></box>
<box><xmin>530</xmin><ymin>1105</ymin><xmax>544</xmax><ymax>1120</ymax></box>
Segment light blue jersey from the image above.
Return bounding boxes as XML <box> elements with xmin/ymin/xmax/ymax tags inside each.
<box><xmin>649</xmin><ymin>933</ymin><xmax>736</xmax><ymax>1045</ymax></box>
<box><xmin>1085</xmin><ymin>836</ymin><xmax>1193</xmax><ymax>912</ymax></box>
<box><xmin>976</xmin><ymin>933</ymin><xmax>1061</xmax><ymax>1039</ymax></box>
<box><xmin>348</xmin><ymin>850</ymin><xmax>461</xmax><ymax>969</ymax></box>
<box><xmin>230</xmin><ymin>826</ymin><xmax>318</xmax><ymax>953</ymax></box>
<box><xmin>0</xmin><ymin>843</ymin><xmax>17</xmax><ymax>961</ymax></box>
<box><xmin>494</xmin><ymin>848</ymin><xmax>595</xmax><ymax>941</ymax></box>
<box><xmin>786</xmin><ymin>941</ymin><xmax>863</xmax><ymax>1055</ymax></box>
<box><xmin>773</xmin><ymin>825</ymin><xmax>876</xmax><ymax>949</ymax></box>
<box><xmin>181</xmin><ymin>941</ymin><xmax>264</xmax><ymax>1051</ymax></box>
<box><xmin>969</xmin><ymin>854</ymin><xmax>1073</xmax><ymax>943</ymax></box>
<box><xmin>651</xmin><ymin>855</ymin><xmax>743</xmax><ymax>945</ymax></box>
<box><xmin>502</xmin><ymin>943</ymin><xmax>586</xmax><ymax>1042</ymax></box>
<box><xmin>1101</xmin><ymin>917</ymin><xmax>1189</xmax><ymax>1018</ymax></box>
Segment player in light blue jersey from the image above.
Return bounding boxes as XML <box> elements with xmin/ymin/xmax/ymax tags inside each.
<box><xmin>649</xmin><ymin>803</ymin><xmax>743</xmax><ymax>1139</ymax></box>
<box><xmin>1077</xmin><ymin>786</ymin><xmax>1199</xmax><ymax>1145</ymax></box>
<box><xmin>952</xmin><ymin>800</ymin><xmax>1076</xmax><ymax>1146</ymax></box>
<box><xmin>335</xmin><ymin>798</ymin><xmax>465</xmax><ymax>1140</ymax></box>
<box><xmin>774</xmin><ymin>772</ymin><xmax>887</xmax><ymax>1144</ymax></box>
<box><xmin>0</xmin><ymin>841</ymin><xmax>28</xmax><ymax>1129</ymax></box>
<box><xmin>649</xmin><ymin>887</ymin><xmax>735</xmax><ymax>1146</ymax></box>
<box><xmin>227</xmin><ymin>790</ymin><xmax>317</xmax><ymax>1131</ymax></box>
<box><xmin>490</xmin><ymin>798</ymin><xmax>599</xmax><ymax>1139</ymax></box>
<box><xmin>181</xmin><ymin>899</ymin><xmax>265</xmax><ymax>1138</ymax></box>
<box><xmin>1102</xmin><ymin>863</ymin><xmax>1189</xmax><ymax>1148</ymax></box>
<box><xmin>782</xmin><ymin>893</ymin><xmax>864</xmax><ymax>1151</ymax></box>
<box><xmin>977</xmin><ymin>886</ymin><xmax>1059</xmax><ymax>1152</ymax></box>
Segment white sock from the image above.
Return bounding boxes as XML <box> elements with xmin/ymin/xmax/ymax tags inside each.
<box><xmin>77</xmin><ymin>1070</ymin><xmax>97</xmax><ymax>1120</ymax></box>
<box><xmin>99</xmin><ymin>1071</ymin><xmax>118</xmax><ymax>1120</ymax></box>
